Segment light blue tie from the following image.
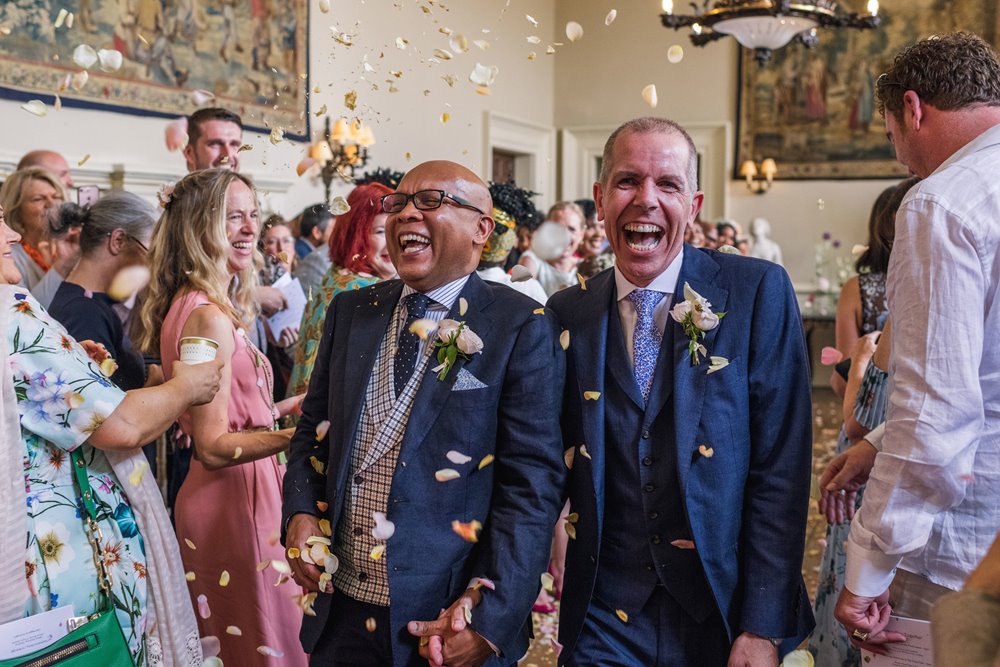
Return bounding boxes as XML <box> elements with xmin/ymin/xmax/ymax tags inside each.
<box><xmin>627</xmin><ymin>289</ymin><xmax>665</xmax><ymax>403</ymax></box>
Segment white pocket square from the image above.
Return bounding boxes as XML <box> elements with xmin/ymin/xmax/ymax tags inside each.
<box><xmin>452</xmin><ymin>368</ymin><xmax>488</xmax><ymax>391</ymax></box>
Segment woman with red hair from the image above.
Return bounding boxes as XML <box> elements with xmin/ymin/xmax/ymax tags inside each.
<box><xmin>286</xmin><ymin>182</ymin><xmax>395</xmax><ymax>401</ymax></box>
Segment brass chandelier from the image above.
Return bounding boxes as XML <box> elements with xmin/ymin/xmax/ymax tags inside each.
<box><xmin>661</xmin><ymin>0</ymin><xmax>881</xmax><ymax>66</ymax></box>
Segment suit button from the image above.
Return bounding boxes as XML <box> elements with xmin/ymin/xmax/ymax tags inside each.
<box><xmin>645</xmin><ymin>562</ymin><xmax>654</xmax><ymax>571</ymax></box>
<box><xmin>357</xmin><ymin>572</ymin><xmax>368</xmax><ymax>582</ymax></box>
<box><xmin>354</xmin><ymin>475</ymin><xmax>363</xmax><ymax>486</ymax></box>
<box><xmin>643</xmin><ymin>483</ymin><xmax>655</xmax><ymax>493</ymax></box>
<box><xmin>354</xmin><ymin>527</ymin><xmax>364</xmax><ymax>536</ymax></box>
<box><xmin>648</xmin><ymin>511</ymin><xmax>659</xmax><ymax>520</ymax></box>
<box><xmin>642</xmin><ymin>456</ymin><xmax>653</xmax><ymax>466</ymax></box>
<box><xmin>641</xmin><ymin>429</ymin><xmax>650</xmax><ymax>439</ymax></box>
<box><xmin>651</xmin><ymin>535</ymin><xmax>662</xmax><ymax>545</ymax></box>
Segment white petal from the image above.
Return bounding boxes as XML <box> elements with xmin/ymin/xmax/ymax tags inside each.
<box><xmin>641</xmin><ymin>84</ymin><xmax>658</xmax><ymax>109</ymax></box>
<box><xmin>318</xmin><ymin>0</ymin><xmax>330</xmax><ymax>12</ymax></box>
<box><xmin>565</xmin><ymin>21</ymin><xmax>584</xmax><ymax>42</ymax></box>
<box><xmin>469</xmin><ymin>63</ymin><xmax>498</xmax><ymax>86</ymax></box>
<box><xmin>73</xmin><ymin>44</ymin><xmax>98</xmax><ymax>69</ymax></box>
<box><xmin>449</xmin><ymin>35</ymin><xmax>469</xmax><ymax>53</ymax></box>
<box><xmin>21</xmin><ymin>100</ymin><xmax>47</xmax><ymax>117</ymax></box>
<box><xmin>97</xmin><ymin>48</ymin><xmax>123</xmax><ymax>72</ymax></box>
<box><xmin>190</xmin><ymin>89</ymin><xmax>215</xmax><ymax>106</ymax></box>
<box><xmin>526</xmin><ymin>14</ymin><xmax>539</xmax><ymax>27</ymax></box>
<box><xmin>330</xmin><ymin>195</ymin><xmax>351</xmax><ymax>215</ymax></box>
<box><xmin>510</xmin><ymin>265</ymin><xmax>533</xmax><ymax>282</ymax></box>
<box><xmin>446</xmin><ymin>450</ymin><xmax>473</xmax><ymax>465</ymax></box>
<box><xmin>605</xmin><ymin>9</ymin><xmax>617</xmax><ymax>26</ymax></box>
<box><xmin>372</xmin><ymin>512</ymin><xmax>396</xmax><ymax>540</ymax></box>
<box><xmin>435</xmin><ymin>468</ymin><xmax>461</xmax><ymax>482</ymax></box>
<box><xmin>667</xmin><ymin>45</ymin><xmax>684</xmax><ymax>64</ymax></box>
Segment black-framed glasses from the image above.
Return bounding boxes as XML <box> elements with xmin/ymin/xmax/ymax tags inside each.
<box><xmin>381</xmin><ymin>189</ymin><xmax>486</xmax><ymax>215</ymax></box>
<box><xmin>110</xmin><ymin>231</ymin><xmax>148</xmax><ymax>253</ymax></box>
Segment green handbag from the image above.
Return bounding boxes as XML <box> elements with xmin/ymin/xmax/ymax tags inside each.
<box><xmin>0</xmin><ymin>449</ymin><xmax>133</xmax><ymax>667</ymax></box>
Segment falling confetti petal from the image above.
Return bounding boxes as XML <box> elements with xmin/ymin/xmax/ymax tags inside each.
<box><xmin>128</xmin><ymin>460</ymin><xmax>148</xmax><ymax>486</ymax></box>
<box><xmin>642</xmin><ymin>84</ymin><xmax>658</xmax><ymax>109</ymax></box>
<box><xmin>433</xmin><ymin>49</ymin><xmax>453</xmax><ymax>60</ymax></box>
<box><xmin>564</xmin><ymin>522</ymin><xmax>577</xmax><ymax>539</ymax></box>
<box><xmin>435</xmin><ymin>468</ymin><xmax>461</xmax><ymax>482</ymax></box>
<box><xmin>718</xmin><ymin>244</ymin><xmax>739</xmax><ymax>254</ymax></box>
<box><xmin>197</xmin><ymin>594</ymin><xmax>211</xmax><ymax>619</ymax></box>
<box><xmin>441</xmin><ymin>112</ymin><xmax>450</xmax><ymax>124</ymax></box>
<box><xmin>309</xmin><ymin>456</ymin><xmax>326</xmax><ymax>475</ymax></box>
<box><xmin>615</xmin><ymin>609</ymin><xmax>629</xmax><ymax>623</ymax></box>
<box><xmin>70</xmin><ymin>70</ymin><xmax>89</xmax><ymax>91</ymax></box>
<box><xmin>65</xmin><ymin>391</ymin><xmax>85</xmax><ymax>409</ymax></box>
<box><xmin>372</xmin><ymin>512</ymin><xmax>396</xmax><ymax>540</ymax></box>
<box><xmin>565</xmin><ymin>21</ymin><xmax>584</xmax><ymax>42</ymax></box>
<box><xmin>78</xmin><ymin>154</ymin><xmax>90</xmax><ymax>166</ymax></box>
<box><xmin>469</xmin><ymin>63</ymin><xmax>498</xmax><ymax>86</ymax></box>
<box><xmin>510</xmin><ymin>265</ymin><xmax>533</xmax><ymax>282</ymax></box>
<box><xmin>366</xmin><ymin>617</ymin><xmax>377</xmax><ymax>632</ymax></box>
<box><xmin>184</xmin><ymin>538</ymin><xmax>196</xmax><ymax>550</ymax></box>
<box><xmin>164</xmin><ymin>117</ymin><xmax>188</xmax><ymax>151</ymax></box>
<box><xmin>408</xmin><ymin>319</ymin><xmax>438</xmax><ymax>341</ymax></box>
<box><xmin>527</xmin><ymin>51</ymin><xmax>537</xmax><ymax>61</ymax></box>
<box><xmin>108</xmin><ymin>265</ymin><xmax>150</xmax><ymax>301</ymax></box>
<box><xmin>583</xmin><ymin>391</ymin><xmax>601</xmax><ymax>401</ymax></box>
<box><xmin>564</xmin><ymin>448</ymin><xmax>575</xmax><ymax>469</ymax></box>
<box><xmin>316</xmin><ymin>501</ymin><xmax>329</xmax><ymax>512</ymax></box>
<box><xmin>782</xmin><ymin>650</ymin><xmax>816</xmax><ymax>667</ymax></box>
<box><xmin>478</xmin><ymin>454</ymin><xmax>494</xmax><ymax>470</ymax></box>
<box><xmin>226</xmin><ymin>626</ymin><xmax>242</xmax><ymax>636</ymax></box>
<box><xmin>330</xmin><ymin>196</ymin><xmax>351</xmax><ymax>215</ymax></box>
<box><xmin>97</xmin><ymin>49</ymin><xmax>123</xmax><ymax>71</ymax></box>
<box><xmin>54</xmin><ymin>8</ymin><xmax>68</xmax><ymax>27</ymax></box>
<box><xmin>219</xmin><ymin>570</ymin><xmax>230</xmax><ymax>587</ymax></box>
<box><xmin>580</xmin><ymin>444</ymin><xmax>591</xmax><ymax>459</ymax></box>
<box><xmin>99</xmin><ymin>356</ymin><xmax>118</xmax><ymax>377</ymax></box>
<box><xmin>463</xmin><ymin>606</ymin><xmax>472</xmax><ymax>624</ymax></box>
<box><xmin>257</xmin><ymin>646</ymin><xmax>284</xmax><ymax>658</ymax></box>
<box><xmin>698</xmin><ymin>444</ymin><xmax>715</xmax><ymax>458</ymax></box>
<box><xmin>190</xmin><ymin>89</ymin><xmax>215</xmax><ymax>106</ymax></box>
<box><xmin>670</xmin><ymin>539</ymin><xmax>696</xmax><ymax>550</ymax></box>
<box><xmin>297</xmin><ymin>158</ymin><xmax>317</xmax><ymax>177</ymax></box>
<box><xmin>318</xmin><ymin>0</ymin><xmax>330</xmax><ymax>12</ymax></box>
<box><xmin>202</xmin><ymin>636</ymin><xmax>220</xmax><ymax>658</ymax></box>
<box><xmin>451</xmin><ymin>519</ymin><xmax>482</xmax><ymax>542</ymax></box>
<box><xmin>395</xmin><ymin>37</ymin><xmax>408</xmax><ymax>49</ymax></box>
<box><xmin>73</xmin><ymin>44</ymin><xmax>98</xmax><ymax>69</ymax></box>
<box><xmin>578</xmin><ymin>274</ymin><xmax>588</xmax><ymax>290</ymax></box>
<box><xmin>315</xmin><ymin>420</ymin><xmax>331</xmax><ymax>440</ymax></box>
<box><xmin>319</xmin><ymin>518</ymin><xmax>332</xmax><ymax>536</ymax></box>
<box><xmin>533</xmin><ymin>308</ymin><xmax>545</xmax><ymax>315</ymax></box>
<box><xmin>344</xmin><ymin>90</ymin><xmax>357</xmax><ymax>111</ymax></box>
<box><xmin>526</xmin><ymin>35</ymin><xmax>541</xmax><ymax>44</ymax></box>
<box><xmin>541</xmin><ymin>572</ymin><xmax>555</xmax><ymax>592</ymax></box>
<box><xmin>370</xmin><ymin>544</ymin><xmax>386</xmax><ymax>560</ymax></box>
<box><xmin>667</xmin><ymin>45</ymin><xmax>684</xmax><ymax>63</ymax></box>
<box><xmin>269</xmin><ymin>127</ymin><xmax>285</xmax><ymax>145</ymax></box>
<box><xmin>526</xmin><ymin>14</ymin><xmax>539</xmax><ymax>27</ymax></box>
<box><xmin>473</xmin><ymin>39</ymin><xmax>490</xmax><ymax>50</ymax></box>
<box><xmin>185</xmin><ymin>571</ymin><xmax>196</xmax><ymax>581</ymax></box>
<box><xmin>459</xmin><ymin>297</ymin><xmax>468</xmax><ymax>316</ymax></box>
<box><xmin>450</xmin><ymin>35</ymin><xmax>469</xmax><ymax>53</ymax></box>
<box><xmin>559</xmin><ymin>330</ymin><xmax>570</xmax><ymax>350</ymax></box>
<box><xmin>605</xmin><ymin>9</ymin><xmax>617</xmax><ymax>25</ymax></box>
<box><xmin>256</xmin><ymin>560</ymin><xmax>270</xmax><ymax>572</ymax></box>
<box><xmin>203</xmin><ymin>658</ymin><xmax>223</xmax><ymax>667</ymax></box>
<box><xmin>287</xmin><ymin>547</ymin><xmax>301</xmax><ymax>559</ymax></box>
<box><xmin>820</xmin><ymin>347</ymin><xmax>844</xmax><ymax>365</ymax></box>
<box><xmin>446</xmin><ymin>450</ymin><xmax>472</xmax><ymax>465</ymax></box>
<box><xmin>546</xmin><ymin>45</ymin><xmax>556</xmax><ymax>55</ymax></box>
<box><xmin>817</xmin><ymin>198</ymin><xmax>826</xmax><ymax>210</ymax></box>
<box><xmin>21</xmin><ymin>100</ymin><xmax>47</xmax><ymax>117</ymax></box>
<box><xmin>232</xmin><ymin>446</ymin><xmax>243</xmax><ymax>460</ymax></box>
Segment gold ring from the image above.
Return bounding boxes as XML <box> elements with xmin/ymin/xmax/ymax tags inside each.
<box><xmin>419</xmin><ymin>636</ymin><xmax>429</xmax><ymax>647</ymax></box>
<box><xmin>852</xmin><ymin>629</ymin><xmax>870</xmax><ymax>642</ymax></box>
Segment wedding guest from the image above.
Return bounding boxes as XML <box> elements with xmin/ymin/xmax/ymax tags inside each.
<box><xmin>0</xmin><ymin>168</ymin><xmax>67</xmax><ymax>300</ymax></box>
<box><xmin>550</xmin><ymin>117</ymin><xmax>814</xmax><ymax>665</ymax></box>
<box><xmin>932</xmin><ymin>531</ymin><xmax>1000</xmax><ymax>666</ymax></box>
<box><xmin>835</xmin><ymin>32</ymin><xmax>1000</xmax><ymax>654</ymax></box>
<box><xmin>183</xmin><ymin>107</ymin><xmax>244</xmax><ymax>172</ymax></box>
<box><xmin>292</xmin><ymin>204</ymin><xmax>335</xmax><ymax>295</ymax></box>
<box><xmin>17</xmin><ymin>149</ymin><xmax>75</xmax><ymax>189</ymax></box>
<box><xmin>286</xmin><ymin>184</ymin><xmax>395</xmax><ymax>402</ymax></box>
<box><xmin>684</xmin><ymin>219</ymin><xmax>706</xmax><ymax>247</ymax></box>
<box><xmin>518</xmin><ymin>201</ymin><xmax>585</xmax><ymax>296</ymax></box>
<box><xmin>716</xmin><ymin>220</ymin><xmax>739</xmax><ymax>247</ymax></box>
<box><xmin>134</xmin><ymin>169</ymin><xmax>307</xmax><ymax>666</ymax></box>
<box><xmin>259</xmin><ymin>218</ymin><xmax>300</xmax><ymax>401</ymax></box>
<box><xmin>698</xmin><ymin>220</ymin><xmax>719</xmax><ymax>248</ymax></box>
<box><xmin>477</xmin><ymin>181</ymin><xmax>547</xmax><ymax>304</ymax></box>
<box><xmin>577</xmin><ymin>216</ymin><xmax>608</xmax><ymax>261</ymax></box>
<box><xmin>1</xmin><ymin>207</ymin><xmax>222</xmax><ymax>667</ymax></box>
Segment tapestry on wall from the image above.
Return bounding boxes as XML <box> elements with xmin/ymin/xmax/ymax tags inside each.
<box><xmin>736</xmin><ymin>0</ymin><xmax>1000</xmax><ymax>179</ymax></box>
<box><xmin>0</xmin><ymin>0</ymin><xmax>309</xmax><ymax>138</ymax></box>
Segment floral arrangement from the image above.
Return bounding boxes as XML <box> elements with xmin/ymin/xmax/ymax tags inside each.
<box><xmin>669</xmin><ymin>282</ymin><xmax>728</xmax><ymax>372</ymax></box>
<box><xmin>431</xmin><ymin>319</ymin><xmax>483</xmax><ymax>380</ymax></box>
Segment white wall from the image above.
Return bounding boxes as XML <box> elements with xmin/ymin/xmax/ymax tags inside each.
<box><xmin>552</xmin><ymin>0</ymin><xmax>901</xmax><ymax>287</ymax></box>
<box><xmin>0</xmin><ymin>0</ymin><xmax>556</xmax><ymax>216</ymax></box>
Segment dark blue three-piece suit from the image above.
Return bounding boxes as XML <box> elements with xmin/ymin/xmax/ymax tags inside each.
<box><xmin>282</xmin><ymin>274</ymin><xmax>566</xmax><ymax>666</ymax></box>
<box><xmin>550</xmin><ymin>246</ymin><xmax>816</xmax><ymax>665</ymax></box>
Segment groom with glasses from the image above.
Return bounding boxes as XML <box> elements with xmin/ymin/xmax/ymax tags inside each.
<box><xmin>283</xmin><ymin>160</ymin><xmax>567</xmax><ymax>666</ymax></box>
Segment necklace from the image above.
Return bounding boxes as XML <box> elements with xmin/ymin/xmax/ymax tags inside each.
<box><xmin>21</xmin><ymin>241</ymin><xmax>51</xmax><ymax>272</ymax></box>
<box><xmin>236</xmin><ymin>325</ymin><xmax>279</xmax><ymax>431</ymax></box>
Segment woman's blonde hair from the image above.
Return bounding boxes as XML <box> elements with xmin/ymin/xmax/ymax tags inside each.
<box><xmin>0</xmin><ymin>167</ymin><xmax>66</xmax><ymax>234</ymax></box>
<box><xmin>134</xmin><ymin>169</ymin><xmax>261</xmax><ymax>354</ymax></box>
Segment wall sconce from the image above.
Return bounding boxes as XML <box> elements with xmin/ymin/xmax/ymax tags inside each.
<box><xmin>309</xmin><ymin>116</ymin><xmax>376</xmax><ymax>203</ymax></box>
<box><xmin>739</xmin><ymin>158</ymin><xmax>777</xmax><ymax>194</ymax></box>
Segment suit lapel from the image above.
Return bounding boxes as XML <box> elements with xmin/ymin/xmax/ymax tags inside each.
<box><xmin>671</xmin><ymin>249</ymin><xmax>729</xmax><ymax>487</ymax></box>
<box><xmin>398</xmin><ymin>274</ymin><xmax>494</xmax><ymax>464</ymax></box>
<box><xmin>642</xmin><ymin>296</ymin><xmax>676</xmax><ymax>423</ymax></box>
<box><xmin>606</xmin><ymin>298</ymin><xmax>645</xmax><ymax>410</ymax></box>
<box><xmin>340</xmin><ymin>281</ymin><xmax>401</xmax><ymax>455</ymax></box>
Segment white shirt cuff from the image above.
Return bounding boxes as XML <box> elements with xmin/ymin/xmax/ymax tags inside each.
<box><xmin>864</xmin><ymin>422</ymin><xmax>886</xmax><ymax>452</ymax></box>
<box><xmin>844</xmin><ymin>535</ymin><xmax>900</xmax><ymax>597</ymax></box>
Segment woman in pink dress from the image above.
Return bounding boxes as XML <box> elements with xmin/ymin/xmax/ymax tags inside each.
<box><xmin>135</xmin><ymin>169</ymin><xmax>307</xmax><ymax>665</ymax></box>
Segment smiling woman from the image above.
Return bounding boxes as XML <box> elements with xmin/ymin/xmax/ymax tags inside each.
<box><xmin>0</xmin><ymin>167</ymin><xmax>66</xmax><ymax>293</ymax></box>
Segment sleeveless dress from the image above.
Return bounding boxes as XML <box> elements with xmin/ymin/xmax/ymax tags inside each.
<box><xmin>161</xmin><ymin>291</ymin><xmax>306</xmax><ymax>666</ymax></box>
<box><xmin>809</xmin><ymin>271</ymin><xmax>889</xmax><ymax>666</ymax></box>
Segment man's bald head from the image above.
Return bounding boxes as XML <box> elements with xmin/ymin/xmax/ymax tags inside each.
<box><xmin>399</xmin><ymin>160</ymin><xmax>493</xmax><ymax>213</ymax></box>
<box><xmin>17</xmin><ymin>150</ymin><xmax>74</xmax><ymax>188</ymax></box>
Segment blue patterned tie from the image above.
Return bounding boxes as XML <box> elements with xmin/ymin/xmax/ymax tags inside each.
<box><xmin>394</xmin><ymin>293</ymin><xmax>432</xmax><ymax>397</ymax></box>
<box><xmin>627</xmin><ymin>289</ymin><xmax>665</xmax><ymax>403</ymax></box>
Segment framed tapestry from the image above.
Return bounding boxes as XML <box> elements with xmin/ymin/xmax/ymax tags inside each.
<box><xmin>0</xmin><ymin>0</ymin><xmax>310</xmax><ymax>139</ymax></box>
<box><xmin>736</xmin><ymin>0</ymin><xmax>1000</xmax><ymax>179</ymax></box>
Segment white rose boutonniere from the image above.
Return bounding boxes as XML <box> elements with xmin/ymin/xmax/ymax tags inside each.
<box><xmin>431</xmin><ymin>318</ymin><xmax>483</xmax><ymax>380</ymax></box>
<box><xmin>670</xmin><ymin>282</ymin><xmax>727</xmax><ymax>368</ymax></box>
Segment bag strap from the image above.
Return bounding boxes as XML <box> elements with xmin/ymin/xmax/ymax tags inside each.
<box><xmin>69</xmin><ymin>448</ymin><xmax>115</xmax><ymax>605</ymax></box>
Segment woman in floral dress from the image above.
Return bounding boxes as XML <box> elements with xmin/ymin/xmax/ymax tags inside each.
<box><xmin>286</xmin><ymin>182</ymin><xmax>395</xmax><ymax>402</ymax></box>
<box><xmin>0</xmin><ymin>207</ymin><xmax>222</xmax><ymax>665</ymax></box>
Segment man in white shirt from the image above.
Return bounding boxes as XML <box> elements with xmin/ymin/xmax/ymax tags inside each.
<box><xmin>835</xmin><ymin>32</ymin><xmax>1000</xmax><ymax>653</ymax></box>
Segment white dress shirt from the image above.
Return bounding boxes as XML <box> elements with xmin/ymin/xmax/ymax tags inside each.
<box><xmin>846</xmin><ymin>124</ymin><xmax>1000</xmax><ymax>596</ymax></box>
<box><xmin>614</xmin><ymin>248</ymin><xmax>684</xmax><ymax>366</ymax></box>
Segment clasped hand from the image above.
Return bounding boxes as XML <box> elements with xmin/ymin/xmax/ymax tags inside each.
<box><xmin>407</xmin><ymin>588</ymin><xmax>493</xmax><ymax>667</ymax></box>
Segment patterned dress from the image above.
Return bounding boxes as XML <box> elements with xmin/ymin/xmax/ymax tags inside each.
<box><xmin>8</xmin><ymin>291</ymin><xmax>152</xmax><ymax>665</ymax></box>
<box><xmin>809</xmin><ymin>270</ymin><xmax>889</xmax><ymax>666</ymax></box>
<box><xmin>285</xmin><ymin>265</ymin><xmax>380</xmax><ymax>402</ymax></box>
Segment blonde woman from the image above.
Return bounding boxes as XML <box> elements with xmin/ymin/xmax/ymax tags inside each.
<box><xmin>0</xmin><ymin>167</ymin><xmax>68</xmax><ymax>303</ymax></box>
<box><xmin>135</xmin><ymin>169</ymin><xmax>307</xmax><ymax>666</ymax></box>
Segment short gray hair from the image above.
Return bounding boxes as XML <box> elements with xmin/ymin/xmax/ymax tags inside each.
<box><xmin>599</xmin><ymin>117</ymin><xmax>698</xmax><ymax>192</ymax></box>
<box><xmin>52</xmin><ymin>191</ymin><xmax>157</xmax><ymax>254</ymax></box>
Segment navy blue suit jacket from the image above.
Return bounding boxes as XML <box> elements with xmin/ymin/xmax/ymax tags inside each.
<box><xmin>549</xmin><ymin>247</ymin><xmax>815</xmax><ymax>657</ymax></box>
<box><xmin>282</xmin><ymin>273</ymin><xmax>567</xmax><ymax>665</ymax></box>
